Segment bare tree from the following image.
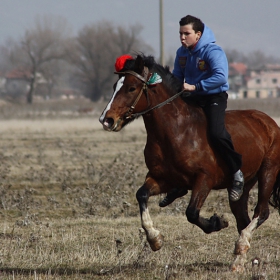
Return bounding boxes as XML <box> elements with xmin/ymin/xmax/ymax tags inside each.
<box><xmin>246</xmin><ymin>50</ymin><xmax>275</xmax><ymax>69</ymax></box>
<box><xmin>0</xmin><ymin>43</ymin><xmax>14</xmax><ymax>73</ymax></box>
<box><xmin>225</xmin><ymin>48</ymin><xmax>280</xmax><ymax>69</ymax></box>
<box><xmin>21</xmin><ymin>15</ymin><xmax>71</xmax><ymax>103</ymax></box>
<box><xmin>66</xmin><ymin>21</ymin><xmax>154</xmax><ymax>101</ymax></box>
<box><xmin>0</xmin><ymin>39</ymin><xmax>26</xmax><ymax>72</ymax></box>
<box><xmin>225</xmin><ymin>49</ymin><xmax>246</xmax><ymax>64</ymax></box>
<box><xmin>116</xmin><ymin>24</ymin><xmax>153</xmax><ymax>54</ymax></box>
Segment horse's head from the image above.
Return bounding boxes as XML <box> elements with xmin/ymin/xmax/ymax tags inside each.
<box><xmin>99</xmin><ymin>55</ymin><xmax>151</xmax><ymax>132</ymax></box>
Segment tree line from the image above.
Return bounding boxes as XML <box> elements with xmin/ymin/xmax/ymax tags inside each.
<box><xmin>0</xmin><ymin>15</ymin><xmax>278</xmax><ymax>103</ymax></box>
<box><xmin>0</xmin><ymin>15</ymin><xmax>153</xmax><ymax>103</ymax></box>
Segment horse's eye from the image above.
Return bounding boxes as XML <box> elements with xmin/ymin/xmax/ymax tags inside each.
<box><xmin>129</xmin><ymin>87</ymin><xmax>136</xmax><ymax>92</ymax></box>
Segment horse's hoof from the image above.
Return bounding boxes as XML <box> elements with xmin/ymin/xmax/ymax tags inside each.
<box><xmin>220</xmin><ymin>215</ymin><xmax>229</xmax><ymax>229</ymax></box>
<box><xmin>234</xmin><ymin>244</ymin><xmax>250</xmax><ymax>255</ymax></box>
<box><xmin>148</xmin><ymin>233</ymin><xmax>164</xmax><ymax>251</ymax></box>
<box><xmin>210</xmin><ymin>214</ymin><xmax>229</xmax><ymax>231</ymax></box>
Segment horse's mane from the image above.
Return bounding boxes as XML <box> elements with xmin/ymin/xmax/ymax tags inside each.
<box><xmin>123</xmin><ymin>54</ymin><xmax>182</xmax><ymax>94</ymax></box>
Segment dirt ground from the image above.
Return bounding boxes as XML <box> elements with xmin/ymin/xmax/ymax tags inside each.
<box><xmin>0</xmin><ymin>99</ymin><xmax>279</xmax><ymax>279</ymax></box>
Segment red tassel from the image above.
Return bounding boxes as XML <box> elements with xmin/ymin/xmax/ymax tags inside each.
<box><xmin>115</xmin><ymin>54</ymin><xmax>133</xmax><ymax>72</ymax></box>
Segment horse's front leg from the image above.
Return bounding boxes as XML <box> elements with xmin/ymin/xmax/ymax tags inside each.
<box><xmin>186</xmin><ymin>175</ymin><xmax>229</xmax><ymax>233</ymax></box>
<box><xmin>136</xmin><ymin>177</ymin><xmax>164</xmax><ymax>251</ymax></box>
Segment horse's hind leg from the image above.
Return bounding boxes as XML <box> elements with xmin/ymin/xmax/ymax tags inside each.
<box><xmin>229</xmin><ymin>179</ymin><xmax>256</xmax><ymax>233</ymax></box>
<box><xmin>136</xmin><ymin>177</ymin><xmax>164</xmax><ymax>251</ymax></box>
<box><xmin>231</xmin><ymin>167</ymin><xmax>278</xmax><ymax>272</ymax></box>
<box><xmin>229</xmin><ymin>180</ymin><xmax>255</xmax><ymax>272</ymax></box>
<box><xmin>231</xmin><ymin>216</ymin><xmax>260</xmax><ymax>272</ymax></box>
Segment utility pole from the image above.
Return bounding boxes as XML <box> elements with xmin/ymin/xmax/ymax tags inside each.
<box><xmin>159</xmin><ymin>0</ymin><xmax>165</xmax><ymax>66</ymax></box>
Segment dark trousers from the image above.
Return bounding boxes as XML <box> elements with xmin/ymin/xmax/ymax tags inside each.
<box><xmin>195</xmin><ymin>92</ymin><xmax>242</xmax><ymax>174</ymax></box>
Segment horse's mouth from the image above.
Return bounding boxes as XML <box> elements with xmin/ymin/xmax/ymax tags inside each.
<box><xmin>100</xmin><ymin>117</ymin><xmax>123</xmax><ymax>132</ymax></box>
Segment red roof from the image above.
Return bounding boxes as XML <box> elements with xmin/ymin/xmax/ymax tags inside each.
<box><xmin>5</xmin><ymin>69</ymin><xmax>31</xmax><ymax>79</ymax></box>
<box><xmin>229</xmin><ymin>63</ymin><xmax>247</xmax><ymax>75</ymax></box>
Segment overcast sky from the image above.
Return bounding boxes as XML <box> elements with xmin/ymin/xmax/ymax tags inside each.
<box><xmin>1</xmin><ymin>0</ymin><xmax>279</xmax><ymax>60</ymax></box>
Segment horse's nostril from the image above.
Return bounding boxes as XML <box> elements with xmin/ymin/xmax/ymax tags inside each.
<box><xmin>103</xmin><ymin>118</ymin><xmax>114</xmax><ymax>128</ymax></box>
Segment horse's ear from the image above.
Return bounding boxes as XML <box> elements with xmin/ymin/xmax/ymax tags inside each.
<box><xmin>134</xmin><ymin>55</ymin><xmax>144</xmax><ymax>74</ymax></box>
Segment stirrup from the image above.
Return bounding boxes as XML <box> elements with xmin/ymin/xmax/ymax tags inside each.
<box><xmin>230</xmin><ymin>180</ymin><xmax>244</xmax><ymax>201</ymax></box>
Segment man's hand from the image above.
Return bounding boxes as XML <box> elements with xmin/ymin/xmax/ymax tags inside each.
<box><xmin>183</xmin><ymin>82</ymin><xmax>196</xmax><ymax>92</ymax></box>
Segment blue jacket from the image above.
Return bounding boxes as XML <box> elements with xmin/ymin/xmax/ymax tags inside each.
<box><xmin>173</xmin><ymin>25</ymin><xmax>229</xmax><ymax>95</ymax></box>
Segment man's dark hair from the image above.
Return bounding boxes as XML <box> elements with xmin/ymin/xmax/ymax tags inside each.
<box><xmin>179</xmin><ymin>15</ymin><xmax>204</xmax><ymax>34</ymax></box>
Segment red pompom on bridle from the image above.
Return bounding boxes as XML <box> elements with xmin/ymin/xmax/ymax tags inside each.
<box><xmin>115</xmin><ymin>54</ymin><xmax>133</xmax><ymax>72</ymax></box>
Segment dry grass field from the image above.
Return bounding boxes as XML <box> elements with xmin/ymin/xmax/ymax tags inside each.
<box><xmin>0</xmin><ymin>98</ymin><xmax>279</xmax><ymax>279</ymax></box>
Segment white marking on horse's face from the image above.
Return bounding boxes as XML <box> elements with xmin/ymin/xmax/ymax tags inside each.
<box><xmin>99</xmin><ymin>76</ymin><xmax>125</xmax><ymax>123</ymax></box>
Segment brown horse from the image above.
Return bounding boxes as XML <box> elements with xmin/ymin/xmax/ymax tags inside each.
<box><xmin>99</xmin><ymin>54</ymin><xmax>280</xmax><ymax>272</ymax></box>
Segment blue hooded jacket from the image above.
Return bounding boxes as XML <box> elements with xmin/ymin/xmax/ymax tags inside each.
<box><xmin>172</xmin><ymin>24</ymin><xmax>229</xmax><ymax>95</ymax></box>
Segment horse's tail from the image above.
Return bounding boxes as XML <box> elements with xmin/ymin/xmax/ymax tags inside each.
<box><xmin>269</xmin><ymin>172</ymin><xmax>280</xmax><ymax>211</ymax></box>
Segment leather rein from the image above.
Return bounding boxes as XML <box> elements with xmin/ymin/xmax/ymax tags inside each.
<box><xmin>114</xmin><ymin>67</ymin><xmax>188</xmax><ymax>120</ymax></box>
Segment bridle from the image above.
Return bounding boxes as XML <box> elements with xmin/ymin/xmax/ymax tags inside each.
<box><xmin>115</xmin><ymin>67</ymin><xmax>150</xmax><ymax>120</ymax></box>
<box><xmin>114</xmin><ymin>67</ymin><xmax>188</xmax><ymax>120</ymax></box>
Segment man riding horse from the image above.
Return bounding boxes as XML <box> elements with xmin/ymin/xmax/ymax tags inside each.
<box><xmin>160</xmin><ymin>15</ymin><xmax>244</xmax><ymax>206</ymax></box>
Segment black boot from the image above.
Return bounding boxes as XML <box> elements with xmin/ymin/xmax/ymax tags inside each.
<box><xmin>229</xmin><ymin>170</ymin><xmax>244</xmax><ymax>201</ymax></box>
<box><xmin>159</xmin><ymin>188</ymin><xmax>188</xmax><ymax>207</ymax></box>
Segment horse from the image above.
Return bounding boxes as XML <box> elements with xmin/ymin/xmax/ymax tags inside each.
<box><xmin>99</xmin><ymin>54</ymin><xmax>280</xmax><ymax>272</ymax></box>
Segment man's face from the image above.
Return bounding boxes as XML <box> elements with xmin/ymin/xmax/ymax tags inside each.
<box><xmin>179</xmin><ymin>24</ymin><xmax>201</xmax><ymax>48</ymax></box>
